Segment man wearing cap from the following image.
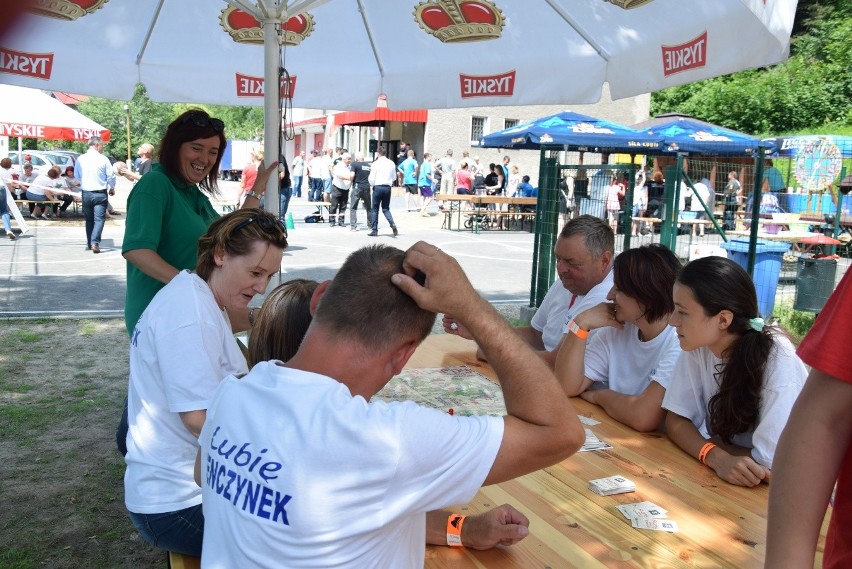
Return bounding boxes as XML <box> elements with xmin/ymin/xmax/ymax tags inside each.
<box><xmin>74</xmin><ymin>135</ymin><xmax>116</xmax><ymax>254</ymax></box>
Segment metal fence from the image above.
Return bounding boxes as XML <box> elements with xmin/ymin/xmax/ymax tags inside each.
<box><xmin>530</xmin><ymin>147</ymin><xmax>851</xmax><ymax>319</ymax></box>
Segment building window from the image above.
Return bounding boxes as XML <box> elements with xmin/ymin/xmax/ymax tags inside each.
<box><xmin>470</xmin><ymin>116</ymin><xmax>487</xmax><ymax>144</ymax></box>
<box><xmin>504</xmin><ymin>119</ymin><xmax>519</xmax><ymax>129</ymax></box>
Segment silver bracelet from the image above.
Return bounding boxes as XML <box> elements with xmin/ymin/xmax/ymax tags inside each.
<box><xmin>245</xmin><ymin>190</ymin><xmax>263</xmax><ymax>201</ymax></box>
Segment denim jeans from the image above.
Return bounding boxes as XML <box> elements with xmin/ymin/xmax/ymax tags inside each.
<box><xmin>370</xmin><ymin>185</ymin><xmax>395</xmax><ymax>231</ymax></box>
<box><xmin>0</xmin><ymin>188</ymin><xmax>12</xmax><ymax>234</ymax></box>
<box><xmin>129</xmin><ymin>505</ymin><xmax>204</xmax><ymax>556</ymax></box>
<box><xmin>309</xmin><ymin>177</ymin><xmax>323</xmax><ymax>202</ymax></box>
<box><xmin>82</xmin><ymin>190</ymin><xmax>108</xmax><ymax>247</ymax></box>
<box><xmin>292</xmin><ymin>175</ymin><xmax>302</xmax><ymax>198</ymax></box>
<box><xmin>279</xmin><ymin>186</ymin><xmax>292</xmax><ymax>219</ymax></box>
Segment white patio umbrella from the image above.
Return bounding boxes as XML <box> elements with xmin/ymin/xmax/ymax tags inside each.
<box><xmin>0</xmin><ymin>0</ymin><xmax>798</xmax><ymax>210</ymax></box>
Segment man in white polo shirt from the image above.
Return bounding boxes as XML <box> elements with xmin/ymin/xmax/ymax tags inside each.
<box><xmin>445</xmin><ymin>215</ymin><xmax>614</xmax><ymax>367</ymax></box>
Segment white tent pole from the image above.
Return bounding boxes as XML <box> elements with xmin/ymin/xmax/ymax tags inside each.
<box><xmin>262</xmin><ymin>15</ymin><xmax>280</xmax><ymax>219</ymax></box>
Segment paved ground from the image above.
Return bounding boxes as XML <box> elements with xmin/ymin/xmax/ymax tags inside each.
<box><xmin>0</xmin><ymin>178</ymin><xmax>538</xmax><ymax>319</ymax></box>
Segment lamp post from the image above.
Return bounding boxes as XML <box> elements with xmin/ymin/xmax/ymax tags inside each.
<box><xmin>123</xmin><ymin>104</ymin><xmax>131</xmax><ymax>165</ymax></box>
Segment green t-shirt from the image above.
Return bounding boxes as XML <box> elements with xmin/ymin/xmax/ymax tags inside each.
<box><xmin>122</xmin><ymin>164</ymin><xmax>220</xmax><ymax>336</ymax></box>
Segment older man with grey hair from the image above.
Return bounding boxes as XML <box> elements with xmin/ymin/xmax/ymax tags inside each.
<box><xmin>74</xmin><ymin>135</ymin><xmax>116</xmax><ymax>254</ymax></box>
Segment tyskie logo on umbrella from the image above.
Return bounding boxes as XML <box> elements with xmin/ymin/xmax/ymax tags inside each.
<box><xmin>236</xmin><ymin>73</ymin><xmax>297</xmax><ymax>99</ymax></box>
<box><xmin>460</xmin><ymin>70</ymin><xmax>515</xmax><ymax>98</ymax></box>
<box><xmin>0</xmin><ymin>47</ymin><xmax>53</xmax><ymax>80</ymax></box>
<box><xmin>24</xmin><ymin>0</ymin><xmax>109</xmax><ymax>21</ymax></box>
<box><xmin>414</xmin><ymin>0</ymin><xmax>504</xmax><ymax>43</ymax></box>
<box><xmin>220</xmin><ymin>8</ymin><xmax>314</xmax><ymax>46</ymax></box>
<box><xmin>661</xmin><ymin>31</ymin><xmax>707</xmax><ymax>77</ymax></box>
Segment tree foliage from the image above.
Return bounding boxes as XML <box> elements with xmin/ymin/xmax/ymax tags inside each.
<box><xmin>650</xmin><ymin>1</ymin><xmax>852</xmax><ymax>136</ymax></box>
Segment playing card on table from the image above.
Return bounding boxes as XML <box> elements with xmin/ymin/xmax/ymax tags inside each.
<box><xmin>616</xmin><ymin>502</ymin><xmax>668</xmax><ymax>521</ymax></box>
<box><xmin>631</xmin><ymin>518</ymin><xmax>680</xmax><ymax>533</ymax></box>
<box><xmin>580</xmin><ymin>428</ymin><xmax>613</xmax><ymax>452</ymax></box>
<box><xmin>579</xmin><ymin>415</ymin><xmax>601</xmax><ymax>426</ymax></box>
<box><xmin>588</xmin><ymin>475</ymin><xmax>636</xmax><ymax>496</ymax></box>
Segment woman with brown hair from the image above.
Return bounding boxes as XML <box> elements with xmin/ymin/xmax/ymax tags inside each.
<box><xmin>124</xmin><ymin>208</ymin><xmax>287</xmax><ymax>556</ymax></box>
<box><xmin>663</xmin><ymin>256</ymin><xmax>807</xmax><ymax>487</ymax></box>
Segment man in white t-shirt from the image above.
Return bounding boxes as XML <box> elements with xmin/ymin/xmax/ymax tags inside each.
<box><xmin>198</xmin><ymin>243</ymin><xmax>584</xmax><ymax>568</ymax></box>
<box><xmin>445</xmin><ymin>215</ymin><xmax>613</xmax><ymax>368</ymax></box>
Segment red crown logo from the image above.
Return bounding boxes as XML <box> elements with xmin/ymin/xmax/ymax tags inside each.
<box><xmin>25</xmin><ymin>0</ymin><xmax>109</xmax><ymax>21</ymax></box>
<box><xmin>413</xmin><ymin>0</ymin><xmax>504</xmax><ymax>43</ymax></box>
<box><xmin>220</xmin><ymin>7</ymin><xmax>314</xmax><ymax>46</ymax></box>
<box><xmin>602</xmin><ymin>0</ymin><xmax>654</xmax><ymax>8</ymax></box>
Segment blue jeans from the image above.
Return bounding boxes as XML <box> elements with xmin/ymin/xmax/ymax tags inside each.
<box><xmin>82</xmin><ymin>190</ymin><xmax>108</xmax><ymax>247</ymax></box>
<box><xmin>309</xmin><ymin>177</ymin><xmax>323</xmax><ymax>202</ymax></box>
<box><xmin>292</xmin><ymin>175</ymin><xmax>302</xmax><ymax>198</ymax></box>
<box><xmin>129</xmin><ymin>505</ymin><xmax>204</xmax><ymax>556</ymax></box>
<box><xmin>279</xmin><ymin>186</ymin><xmax>293</xmax><ymax>219</ymax></box>
<box><xmin>0</xmin><ymin>188</ymin><xmax>12</xmax><ymax>234</ymax></box>
<box><xmin>370</xmin><ymin>185</ymin><xmax>395</xmax><ymax>231</ymax></box>
<box><xmin>322</xmin><ymin>177</ymin><xmax>332</xmax><ymax>197</ymax></box>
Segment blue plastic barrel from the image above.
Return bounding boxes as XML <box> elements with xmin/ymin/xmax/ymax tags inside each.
<box><xmin>719</xmin><ymin>238</ymin><xmax>791</xmax><ymax>317</ymax></box>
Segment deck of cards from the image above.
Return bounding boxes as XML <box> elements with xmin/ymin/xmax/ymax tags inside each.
<box><xmin>617</xmin><ymin>501</ymin><xmax>680</xmax><ymax>533</ymax></box>
<box><xmin>581</xmin><ymin>429</ymin><xmax>613</xmax><ymax>452</ymax></box>
<box><xmin>588</xmin><ymin>475</ymin><xmax>636</xmax><ymax>496</ymax></box>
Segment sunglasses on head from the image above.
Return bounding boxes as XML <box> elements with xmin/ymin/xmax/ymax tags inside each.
<box><xmin>180</xmin><ymin>111</ymin><xmax>225</xmax><ymax>133</ymax></box>
<box><xmin>233</xmin><ymin>215</ymin><xmax>287</xmax><ymax>235</ymax></box>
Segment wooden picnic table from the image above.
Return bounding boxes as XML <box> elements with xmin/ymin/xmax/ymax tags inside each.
<box><xmin>441</xmin><ymin>195</ymin><xmax>537</xmax><ymax>232</ymax></box>
<box><xmin>411</xmin><ymin>334</ymin><xmax>829</xmax><ymax>568</ymax></box>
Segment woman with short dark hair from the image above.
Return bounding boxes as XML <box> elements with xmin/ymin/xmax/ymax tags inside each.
<box><xmin>554</xmin><ymin>244</ymin><xmax>682</xmax><ymax>432</ymax></box>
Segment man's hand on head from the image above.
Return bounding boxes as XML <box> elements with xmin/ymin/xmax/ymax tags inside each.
<box><xmin>392</xmin><ymin>241</ymin><xmax>482</xmax><ymax>318</ymax></box>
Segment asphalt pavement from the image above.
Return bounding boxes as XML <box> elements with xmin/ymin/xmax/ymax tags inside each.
<box><xmin>0</xmin><ymin>178</ymin><xmax>538</xmax><ymax>319</ymax></box>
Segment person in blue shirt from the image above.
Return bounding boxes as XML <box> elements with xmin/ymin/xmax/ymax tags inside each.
<box><xmin>517</xmin><ymin>175</ymin><xmax>537</xmax><ymax>198</ymax></box>
<box><xmin>398</xmin><ymin>149</ymin><xmax>420</xmax><ymax>212</ymax></box>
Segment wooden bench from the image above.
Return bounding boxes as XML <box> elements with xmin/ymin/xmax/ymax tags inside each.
<box><xmin>13</xmin><ymin>199</ymin><xmax>76</xmax><ymax>216</ymax></box>
<box><xmin>168</xmin><ymin>551</ymin><xmax>200</xmax><ymax>569</ymax></box>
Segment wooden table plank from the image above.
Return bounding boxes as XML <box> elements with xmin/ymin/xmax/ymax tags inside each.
<box><xmin>410</xmin><ymin>335</ymin><xmax>827</xmax><ymax>568</ymax></box>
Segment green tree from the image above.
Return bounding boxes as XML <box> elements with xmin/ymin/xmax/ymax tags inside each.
<box><xmin>651</xmin><ymin>1</ymin><xmax>852</xmax><ymax>135</ymax></box>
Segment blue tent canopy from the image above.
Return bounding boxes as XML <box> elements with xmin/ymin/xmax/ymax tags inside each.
<box><xmin>632</xmin><ymin>114</ymin><xmax>769</xmax><ymax>156</ymax></box>
<box><xmin>478</xmin><ymin>110</ymin><xmax>662</xmax><ymax>154</ymax></box>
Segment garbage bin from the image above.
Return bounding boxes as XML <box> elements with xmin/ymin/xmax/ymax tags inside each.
<box><xmin>794</xmin><ymin>256</ymin><xmax>838</xmax><ymax>312</ymax></box>
<box><xmin>720</xmin><ymin>238</ymin><xmax>791</xmax><ymax>317</ymax></box>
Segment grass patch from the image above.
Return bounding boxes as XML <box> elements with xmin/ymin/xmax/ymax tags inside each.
<box><xmin>78</xmin><ymin>321</ymin><xmax>99</xmax><ymax>336</ymax></box>
<box><xmin>9</xmin><ymin>330</ymin><xmax>41</xmax><ymax>343</ymax></box>
<box><xmin>773</xmin><ymin>302</ymin><xmax>817</xmax><ymax>342</ymax></box>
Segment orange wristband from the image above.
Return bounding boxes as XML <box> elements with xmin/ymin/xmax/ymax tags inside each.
<box><xmin>446</xmin><ymin>513</ymin><xmax>466</xmax><ymax>547</ymax></box>
<box><xmin>698</xmin><ymin>442</ymin><xmax>717</xmax><ymax>465</ymax></box>
<box><xmin>568</xmin><ymin>319</ymin><xmax>589</xmax><ymax>339</ymax></box>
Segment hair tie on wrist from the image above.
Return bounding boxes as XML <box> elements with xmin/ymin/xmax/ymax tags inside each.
<box><xmin>748</xmin><ymin>317</ymin><xmax>765</xmax><ymax>332</ymax></box>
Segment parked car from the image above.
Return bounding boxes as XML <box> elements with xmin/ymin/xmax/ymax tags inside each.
<box><xmin>3</xmin><ymin>150</ymin><xmax>69</xmax><ymax>176</ymax></box>
<box><xmin>46</xmin><ymin>149</ymin><xmax>81</xmax><ymax>165</ymax></box>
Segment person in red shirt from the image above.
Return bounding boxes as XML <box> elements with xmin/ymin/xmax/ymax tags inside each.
<box><xmin>455</xmin><ymin>161</ymin><xmax>473</xmax><ymax>195</ymax></box>
<box><xmin>240</xmin><ymin>148</ymin><xmax>262</xmax><ymax>206</ymax></box>
<box><xmin>766</xmin><ymin>269</ymin><xmax>852</xmax><ymax>568</ymax></box>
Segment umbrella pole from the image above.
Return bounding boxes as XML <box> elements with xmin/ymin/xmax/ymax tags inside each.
<box><xmin>262</xmin><ymin>15</ymin><xmax>280</xmax><ymax>219</ymax></box>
